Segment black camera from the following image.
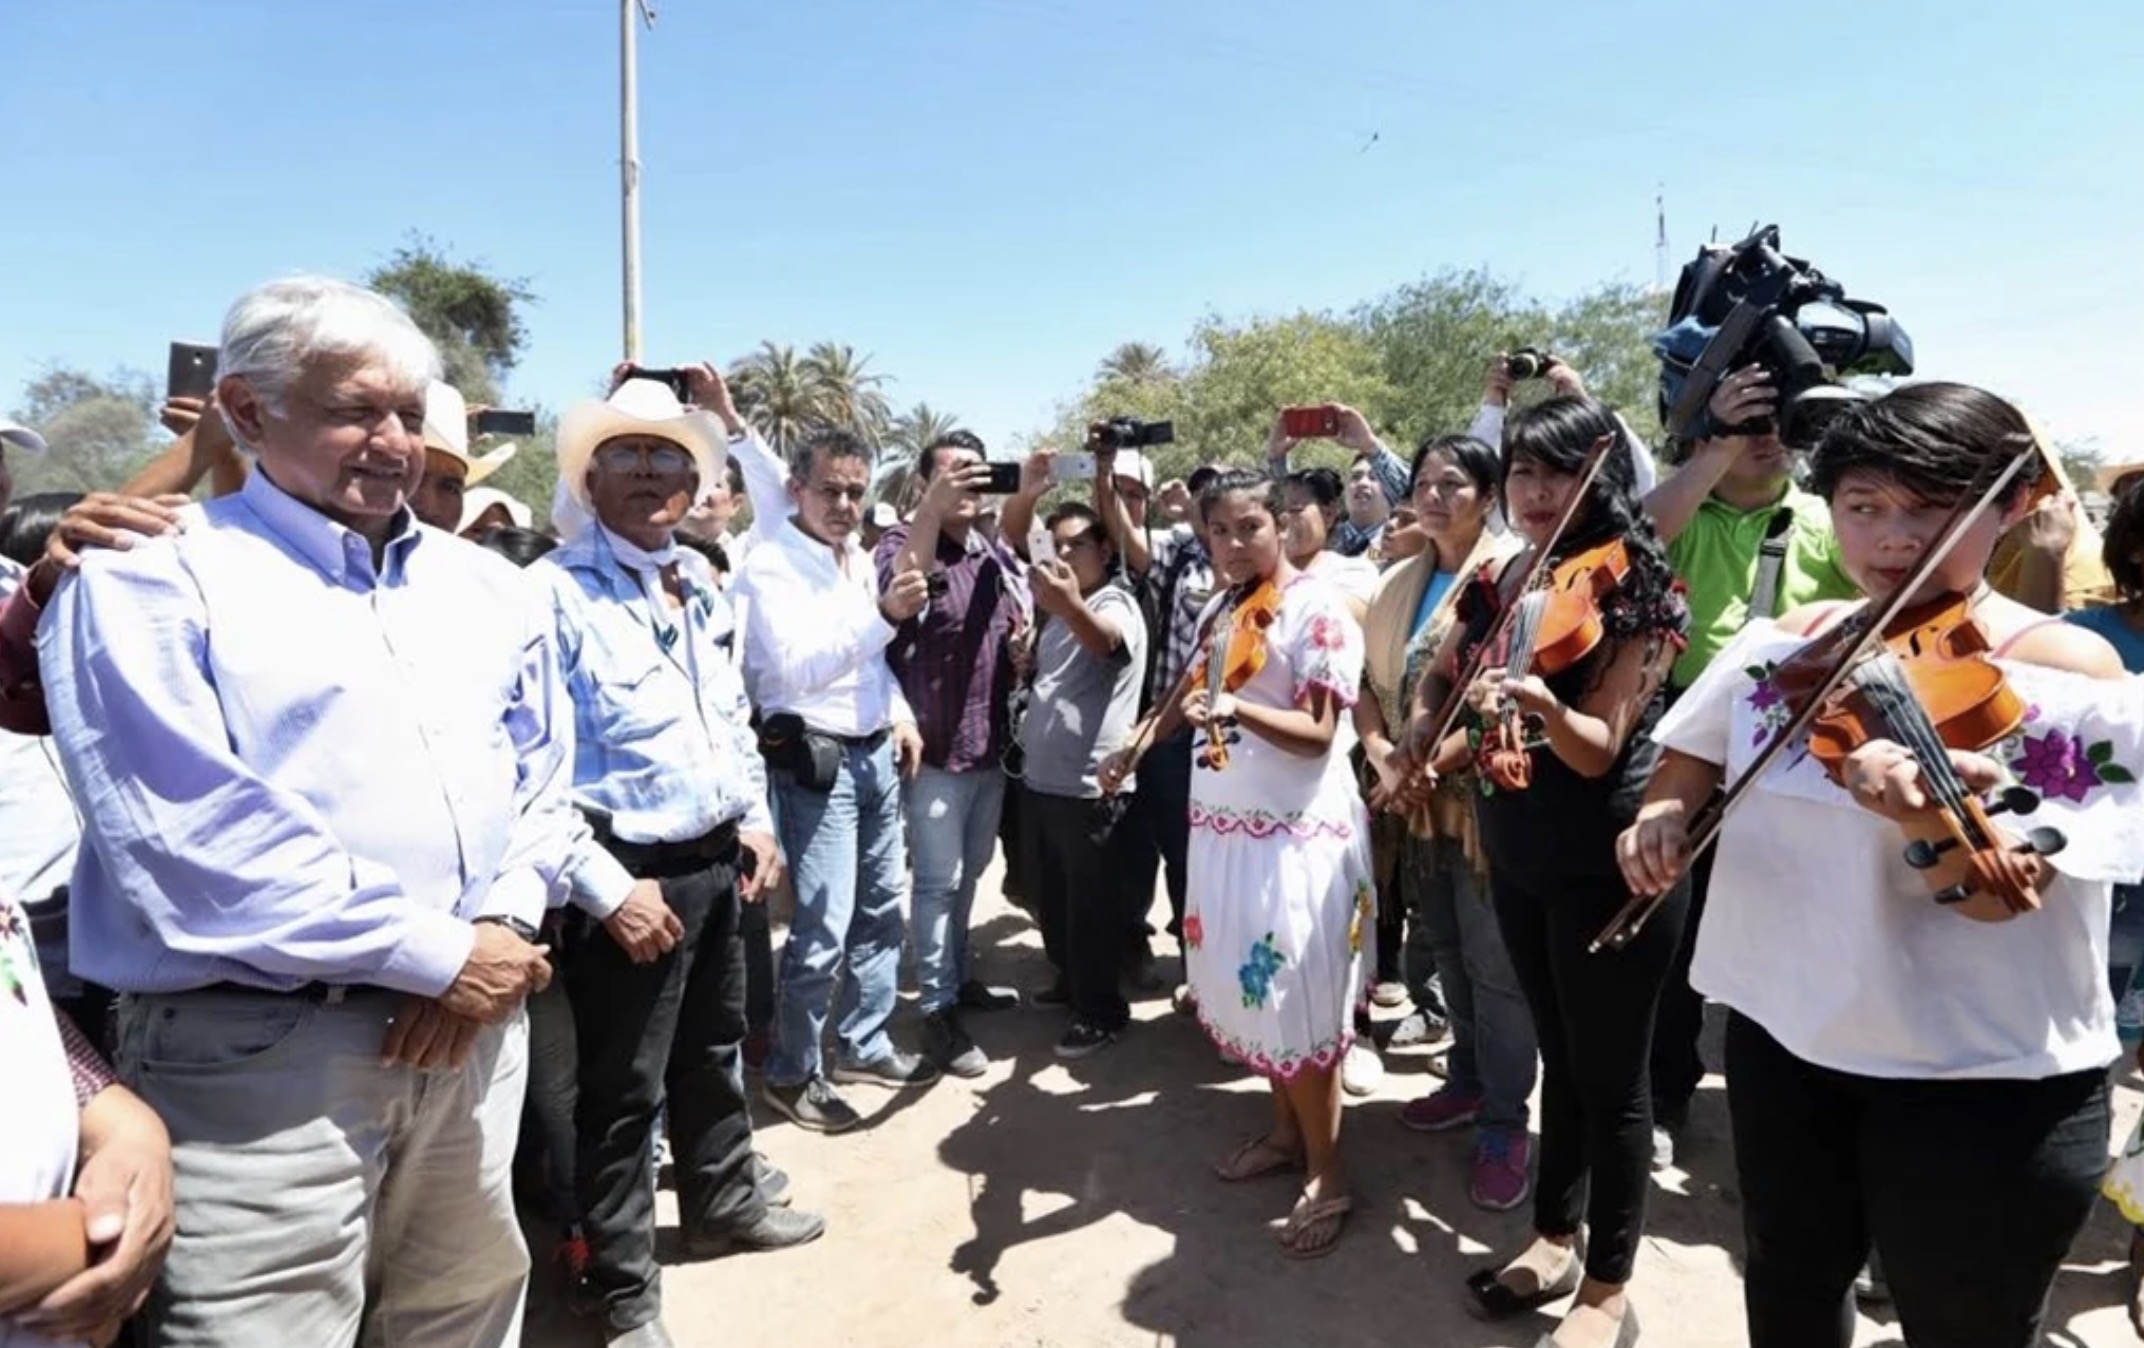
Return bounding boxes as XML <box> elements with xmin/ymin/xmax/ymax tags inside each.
<box><xmin>1504</xmin><ymin>348</ymin><xmax>1555</xmax><ymax>381</ymax></box>
<box><xmin>1088</xmin><ymin>417</ymin><xmax>1176</xmax><ymax>452</ymax></box>
<box><xmin>1656</xmin><ymin>225</ymin><xmax>1913</xmax><ymax>448</ymax></box>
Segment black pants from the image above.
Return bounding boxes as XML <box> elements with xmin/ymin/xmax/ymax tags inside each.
<box><xmin>740</xmin><ymin>896</ymin><xmax>775</xmax><ymax>1035</ymax></box>
<box><xmin>1023</xmin><ymin>786</ymin><xmax>1133</xmax><ymax>1029</ymax></box>
<box><xmin>568</xmin><ymin>837</ymin><xmax>760</xmax><ymax>1333</ymax></box>
<box><xmin>1726</xmin><ymin>1012</ymin><xmax>2110</xmax><ymax>1348</ymax></box>
<box><xmin>1648</xmin><ymin>842</ymin><xmax>1714</xmax><ymax>1116</ymax></box>
<box><xmin>1492</xmin><ymin>869</ymin><xmax>1687</xmax><ymax>1285</ymax></box>
<box><xmin>1120</xmin><ymin>728</ymin><xmax>1193</xmax><ymax>942</ymax></box>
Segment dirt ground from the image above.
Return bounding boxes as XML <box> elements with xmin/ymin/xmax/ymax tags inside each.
<box><xmin>527</xmin><ymin>860</ymin><xmax>2144</xmax><ymax>1348</ymax></box>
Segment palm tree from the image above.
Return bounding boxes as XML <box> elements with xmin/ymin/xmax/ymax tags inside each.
<box><xmin>1096</xmin><ymin>341</ymin><xmax>1174</xmax><ymax>387</ymax></box>
<box><xmin>728</xmin><ymin>341</ymin><xmax>819</xmax><ymax>457</ymax></box>
<box><xmin>802</xmin><ymin>341</ymin><xmax>894</xmax><ymax>446</ymax></box>
<box><xmin>886</xmin><ymin>402</ymin><xmax>966</xmax><ymax>458</ymax></box>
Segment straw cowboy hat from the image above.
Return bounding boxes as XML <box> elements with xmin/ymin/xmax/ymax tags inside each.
<box><xmin>549</xmin><ymin>378</ymin><xmax>725</xmax><ymax>542</ymax></box>
<box><xmin>421</xmin><ymin>381</ymin><xmax>517</xmax><ymax>487</ymax></box>
<box><xmin>458</xmin><ymin>485</ymin><xmax>534</xmax><ymax>534</ymax></box>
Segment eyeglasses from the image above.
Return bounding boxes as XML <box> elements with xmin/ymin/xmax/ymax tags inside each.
<box><xmin>595</xmin><ymin>443</ymin><xmax>694</xmax><ymax>473</ymax></box>
<box><xmin>810</xmin><ymin>484</ymin><xmax>869</xmax><ymax>505</ymax></box>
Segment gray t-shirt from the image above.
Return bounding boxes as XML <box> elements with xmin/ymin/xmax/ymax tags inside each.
<box><xmin>1019</xmin><ymin>582</ymin><xmax>1148</xmax><ymax>798</ymax></box>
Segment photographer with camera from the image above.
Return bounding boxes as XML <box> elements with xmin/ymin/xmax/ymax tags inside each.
<box><xmin>874</xmin><ymin>431</ymin><xmax>1029</xmax><ymax>1079</ymax></box>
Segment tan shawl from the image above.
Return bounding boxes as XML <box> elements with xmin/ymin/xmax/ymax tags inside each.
<box><xmin>1361</xmin><ymin>528</ymin><xmax>1520</xmax><ymax>862</ymax></box>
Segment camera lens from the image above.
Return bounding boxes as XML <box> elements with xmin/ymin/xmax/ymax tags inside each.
<box><xmin>1506</xmin><ymin>351</ymin><xmax>1547</xmax><ymax>381</ymax></box>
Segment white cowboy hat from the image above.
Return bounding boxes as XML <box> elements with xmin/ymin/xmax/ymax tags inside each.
<box><xmin>1110</xmin><ymin>449</ymin><xmax>1155</xmax><ymax>490</ymax></box>
<box><xmin>0</xmin><ymin>416</ymin><xmax>48</xmax><ymax>456</ymax></box>
<box><xmin>421</xmin><ymin>381</ymin><xmax>517</xmax><ymax>487</ymax></box>
<box><xmin>458</xmin><ymin>485</ymin><xmax>534</xmax><ymax>534</ymax></box>
<box><xmin>550</xmin><ymin>378</ymin><xmax>724</xmax><ymax>543</ymax></box>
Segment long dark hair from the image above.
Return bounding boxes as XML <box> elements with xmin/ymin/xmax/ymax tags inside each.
<box><xmin>1502</xmin><ymin>396</ymin><xmax>1681</xmax><ymax>644</ymax></box>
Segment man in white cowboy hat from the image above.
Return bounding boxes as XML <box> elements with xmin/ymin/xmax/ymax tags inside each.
<box><xmin>39</xmin><ymin>276</ymin><xmax>573</xmax><ymax>1348</ymax></box>
<box><xmin>536</xmin><ymin>367</ymin><xmax>820</xmax><ymax>1348</ymax></box>
<box><xmin>458</xmin><ymin>486</ymin><xmax>534</xmax><ymax>537</ymax></box>
<box><xmin>409</xmin><ymin>381</ymin><xmax>518</xmax><ymax>533</ymax></box>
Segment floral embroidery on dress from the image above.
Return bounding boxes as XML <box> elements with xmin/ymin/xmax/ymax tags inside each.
<box><xmin>1347</xmin><ymin>879</ymin><xmax>1373</xmax><ymax>954</ymax></box>
<box><xmin>1307</xmin><ymin>614</ymin><xmax>1347</xmax><ymax>650</ymax></box>
<box><xmin>1238</xmin><ymin>933</ymin><xmax>1286</xmax><ymax>1009</ymax></box>
<box><xmin>1745</xmin><ymin>661</ymin><xmax>1792</xmax><ymax>746</ymax></box>
<box><xmin>1183</xmin><ymin>913</ymin><xmax>1205</xmax><ymax>951</ymax></box>
<box><xmin>1190</xmin><ymin>803</ymin><xmax>1355</xmax><ymax>842</ymax></box>
<box><xmin>2007</xmin><ymin>724</ymin><xmax>2136</xmax><ymax>802</ymax></box>
<box><xmin>0</xmin><ymin>902</ymin><xmax>29</xmax><ymax>1006</ymax></box>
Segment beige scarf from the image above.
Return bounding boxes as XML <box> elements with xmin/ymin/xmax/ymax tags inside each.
<box><xmin>1361</xmin><ymin>528</ymin><xmax>1519</xmax><ymax>861</ymax></box>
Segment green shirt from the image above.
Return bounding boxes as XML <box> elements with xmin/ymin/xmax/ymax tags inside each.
<box><xmin>1667</xmin><ymin>485</ymin><xmax>1857</xmax><ymax>688</ymax></box>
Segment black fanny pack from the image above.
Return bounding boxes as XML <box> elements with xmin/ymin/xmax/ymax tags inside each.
<box><xmin>758</xmin><ymin>712</ymin><xmax>842</xmax><ymax>793</ymax></box>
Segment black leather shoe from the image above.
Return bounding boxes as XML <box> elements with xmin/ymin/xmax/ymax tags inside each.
<box><xmin>682</xmin><ymin>1205</ymin><xmax>827</xmax><ymax>1258</ymax></box>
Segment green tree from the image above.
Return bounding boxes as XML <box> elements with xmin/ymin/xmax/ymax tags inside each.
<box><xmin>886</xmin><ymin>403</ymin><xmax>966</xmax><ymax>459</ymax></box>
<box><xmin>801</xmin><ymin>341</ymin><xmax>893</xmax><ymax>446</ymax></box>
<box><xmin>365</xmin><ymin>237</ymin><xmax>533</xmax><ymax>406</ymax></box>
<box><xmin>8</xmin><ymin>366</ymin><xmax>161</xmax><ymax>495</ymax></box>
<box><xmin>1096</xmin><ymin>342</ymin><xmax>1174</xmax><ymax>387</ymax></box>
<box><xmin>729</xmin><ymin>342</ymin><xmax>822</xmax><ymax>458</ymax></box>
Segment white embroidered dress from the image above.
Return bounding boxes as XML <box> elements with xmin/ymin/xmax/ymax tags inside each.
<box><xmin>1183</xmin><ymin>575</ymin><xmax>1375</xmax><ymax>1078</ymax></box>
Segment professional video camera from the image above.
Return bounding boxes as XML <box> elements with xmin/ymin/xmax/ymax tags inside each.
<box><xmin>1655</xmin><ymin>225</ymin><xmax>1913</xmax><ymax>448</ymax></box>
<box><xmin>1088</xmin><ymin>417</ymin><xmax>1176</xmax><ymax>451</ymax></box>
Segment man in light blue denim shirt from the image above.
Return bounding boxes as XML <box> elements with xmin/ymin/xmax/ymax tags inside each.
<box><xmin>539</xmin><ymin>370</ymin><xmax>818</xmax><ymax>1348</ymax></box>
<box><xmin>40</xmin><ymin>278</ymin><xmax>575</xmax><ymax>1348</ymax></box>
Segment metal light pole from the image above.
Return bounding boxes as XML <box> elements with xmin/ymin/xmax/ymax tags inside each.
<box><xmin>621</xmin><ymin>0</ymin><xmax>656</xmax><ymax>361</ymax></box>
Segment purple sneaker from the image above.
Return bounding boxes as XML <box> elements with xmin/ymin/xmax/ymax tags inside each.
<box><xmin>1470</xmin><ymin>1131</ymin><xmax>1532</xmax><ymax>1212</ymax></box>
<box><xmin>1398</xmin><ymin>1085</ymin><xmax>1482</xmax><ymax>1133</ymax></box>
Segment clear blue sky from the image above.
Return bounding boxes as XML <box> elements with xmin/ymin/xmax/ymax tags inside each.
<box><xmin>5</xmin><ymin>0</ymin><xmax>2140</xmax><ymax>465</ymax></box>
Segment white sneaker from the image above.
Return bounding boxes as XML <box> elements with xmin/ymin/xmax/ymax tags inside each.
<box><xmin>1341</xmin><ymin>1042</ymin><xmax>1385</xmax><ymax>1097</ymax></box>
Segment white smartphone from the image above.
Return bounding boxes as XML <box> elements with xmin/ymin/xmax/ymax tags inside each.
<box><xmin>1027</xmin><ymin>523</ymin><xmax>1057</xmax><ymax>566</ymax></box>
<box><xmin>1051</xmin><ymin>452</ymin><xmax>1097</xmax><ymax>481</ymax></box>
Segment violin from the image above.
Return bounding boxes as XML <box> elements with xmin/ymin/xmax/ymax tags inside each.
<box><xmin>1766</xmin><ymin>591</ymin><xmax>2063</xmax><ymax>922</ymax></box>
<box><xmin>1593</xmin><ymin>438</ymin><xmax>2047</xmax><ymax>954</ymax></box>
<box><xmin>1476</xmin><ymin>539</ymin><xmax>1633</xmax><ymax>791</ymax></box>
<box><xmin>1392</xmin><ymin>432</ymin><xmax>1623</xmax><ymax>807</ymax></box>
<box><xmin>1193</xmin><ymin>579</ymin><xmax>1282</xmax><ymax>770</ymax></box>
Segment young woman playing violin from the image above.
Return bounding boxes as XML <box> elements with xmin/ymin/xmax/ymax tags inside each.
<box><xmin>1617</xmin><ymin>382</ymin><xmax>2143</xmax><ymax>1348</ymax></box>
<box><xmin>1405</xmin><ymin>397</ymin><xmax>1689</xmax><ymax>1348</ymax></box>
<box><xmin>1101</xmin><ymin>468</ymin><xmax>1375</xmax><ymax>1260</ymax></box>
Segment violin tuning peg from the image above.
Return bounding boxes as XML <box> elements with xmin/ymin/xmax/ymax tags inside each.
<box><xmin>1990</xmin><ymin>786</ymin><xmax>2040</xmax><ymax>818</ymax></box>
<box><xmin>1903</xmin><ymin>838</ymin><xmax>1955</xmax><ymax>870</ymax></box>
<box><xmin>2019</xmin><ymin>826</ymin><xmax>2066</xmax><ymax>857</ymax></box>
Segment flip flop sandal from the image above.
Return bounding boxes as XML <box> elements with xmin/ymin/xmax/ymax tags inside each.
<box><xmin>1212</xmin><ymin>1136</ymin><xmax>1303</xmax><ymax>1183</ymax></box>
<box><xmin>1464</xmin><ymin>1254</ymin><xmax>1581</xmax><ymax>1320</ymax></box>
<box><xmin>1277</xmin><ymin>1194</ymin><xmax>1353</xmax><ymax>1260</ymax></box>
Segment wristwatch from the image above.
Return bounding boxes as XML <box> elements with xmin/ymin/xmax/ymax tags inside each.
<box><xmin>475</xmin><ymin>915</ymin><xmax>540</xmax><ymax>943</ymax></box>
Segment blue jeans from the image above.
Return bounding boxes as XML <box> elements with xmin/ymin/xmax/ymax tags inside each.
<box><xmin>902</xmin><ymin>764</ymin><xmax>1007</xmax><ymax>1016</ymax></box>
<box><xmin>767</xmin><ymin>737</ymin><xmax>908</xmax><ymax>1087</ymax></box>
<box><xmin>1407</xmin><ymin>834</ymin><xmax>1537</xmax><ymax>1135</ymax></box>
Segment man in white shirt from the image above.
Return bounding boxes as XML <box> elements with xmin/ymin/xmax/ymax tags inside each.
<box><xmin>732</xmin><ymin>427</ymin><xmax>936</xmax><ymax>1134</ymax></box>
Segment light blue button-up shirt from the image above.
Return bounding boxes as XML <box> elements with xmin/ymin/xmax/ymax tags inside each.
<box><xmin>539</xmin><ymin>525</ymin><xmax>774</xmax><ymax>917</ymax></box>
<box><xmin>39</xmin><ymin>468</ymin><xmax>586</xmax><ymax>997</ymax></box>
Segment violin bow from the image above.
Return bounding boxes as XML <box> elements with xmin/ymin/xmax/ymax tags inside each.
<box><xmin>1394</xmin><ymin>431</ymin><xmax>1620</xmax><ymax>803</ymax></box>
<box><xmin>1109</xmin><ymin>583</ymin><xmax>1240</xmax><ymax>789</ymax></box>
<box><xmin>1589</xmin><ymin>436</ymin><xmax>2040</xmax><ymax>954</ymax></box>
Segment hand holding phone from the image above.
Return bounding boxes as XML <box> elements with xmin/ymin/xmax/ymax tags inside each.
<box><xmin>1050</xmin><ymin>452</ymin><xmax>1097</xmax><ymax>482</ymax></box>
<box><xmin>981</xmin><ymin>462</ymin><xmax>1023</xmax><ymax>494</ymax></box>
<box><xmin>1281</xmin><ymin>405</ymin><xmax>1342</xmax><ymax>440</ymax></box>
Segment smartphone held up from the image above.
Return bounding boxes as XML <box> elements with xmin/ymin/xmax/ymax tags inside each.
<box><xmin>1281</xmin><ymin>405</ymin><xmax>1341</xmax><ymax>439</ymax></box>
<box><xmin>167</xmin><ymin>341</ymin><xmax>218</xmax><ymax>400</ymax></box>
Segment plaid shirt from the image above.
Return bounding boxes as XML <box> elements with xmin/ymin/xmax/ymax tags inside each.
<box><xmin>539</xmin><ymin>527</ymin><xmax>772</xmax><ymax>915</ymax></box>
<box><xmin>875</xmin><ymin>524</ymin><xmax>1026</xmax><ymax>773</ymax></box>
<box><xmin>1146</xmin><ymin>527</ymin><xmax>1215</xmax><ymax>703</ymax></box>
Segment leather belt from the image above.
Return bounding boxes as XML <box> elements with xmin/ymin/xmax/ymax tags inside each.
<box><xmin>586</xmin><ymin>815</ymin><xmax>742</xmax><ymax>880</ymax></box>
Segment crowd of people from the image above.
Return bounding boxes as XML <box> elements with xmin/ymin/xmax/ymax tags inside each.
<box><xmin>2</xmin><ymin>271</ymin><xmax>2143</xmax><ymax>1348</ymax></box>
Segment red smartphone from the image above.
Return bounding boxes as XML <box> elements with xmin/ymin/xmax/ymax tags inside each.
<box><xmin>1282</xmin><ymin>405</ymin><xmax>1341</xmax><ymax>439</ymax></box>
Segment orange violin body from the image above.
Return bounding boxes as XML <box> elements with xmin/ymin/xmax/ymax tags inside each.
<box><xmin>1193</xmin><ymin>579</ymin><xmax>1282</xmax><ymax>771</ymax></box>
<box><xmin>1478</xmin><ymin>540</ymin><xmax>1633</xmax><ymax>792</ymax></box>
<box><xmin>1769</xmin><ymin>593</ymin><xmax>2052</xmax><ymax>922</ymax></box>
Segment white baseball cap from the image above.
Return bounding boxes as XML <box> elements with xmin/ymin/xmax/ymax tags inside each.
<box><xmin>0</xmin><ymin>416</ymin><xmax>48</xmax><ymax>456</ymax></box>
<box><xmin>1111</xmin><ymin>449</ymin><xmax>1155</xmax><ymax>490</ymax></box>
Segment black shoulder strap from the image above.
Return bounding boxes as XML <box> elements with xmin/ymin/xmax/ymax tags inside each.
<box><xmin>1743</xmin><ymin>506</ymin><xmax>1797</xmax><ymax>627</ymax></box>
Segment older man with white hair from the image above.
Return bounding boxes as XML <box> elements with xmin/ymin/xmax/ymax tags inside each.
<box><xmin>40</xmin><ymin>276</ymin><xmax>584</xmax><ymax>1348</ymax></box>
<box><xmin>537</xmin><ymin>363</ymin><xmax>821</xmax><ymax>1348</ymax></box>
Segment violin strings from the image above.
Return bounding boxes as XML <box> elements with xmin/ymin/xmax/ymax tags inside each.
<box><xmin>1852</xmin><ymin>655</ymin><xmax>1988</xmax><ymax>843</ymax></box>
